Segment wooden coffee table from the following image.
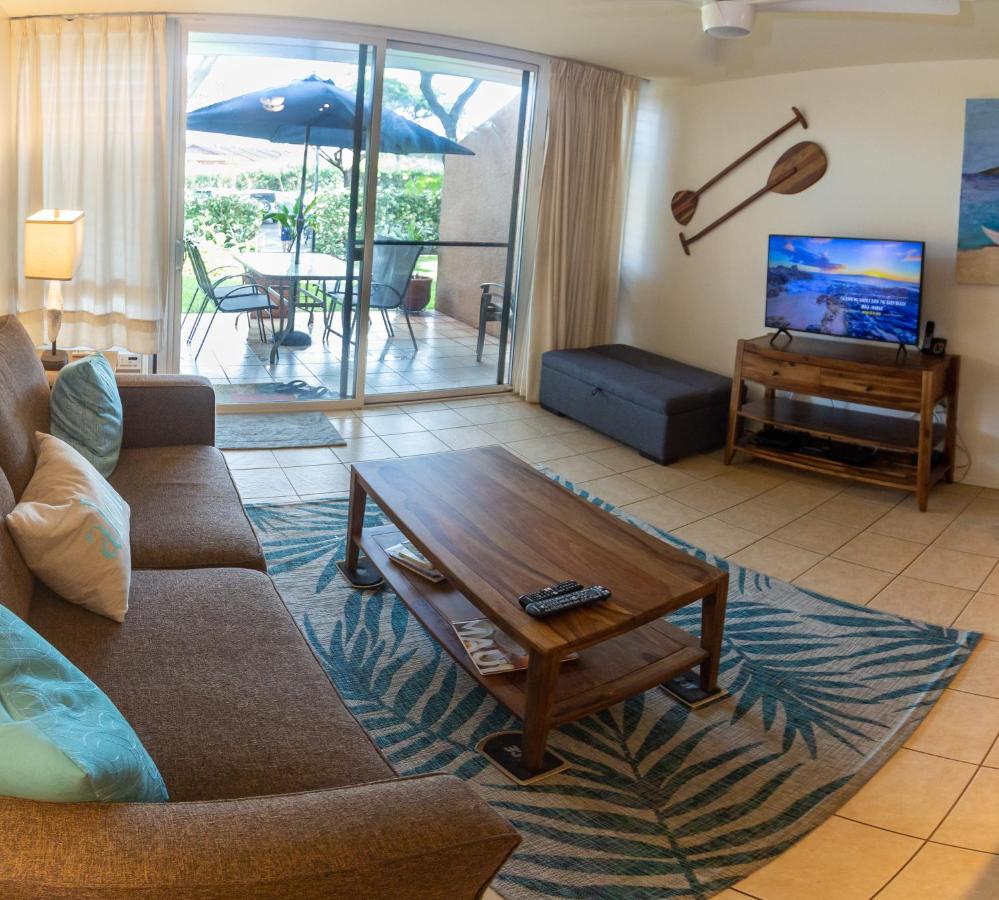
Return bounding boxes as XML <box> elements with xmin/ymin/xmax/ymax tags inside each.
<box><xmin>341</xmin><ymin>446</ymin><xmax>728</xmax><ymax>774</ymax></box>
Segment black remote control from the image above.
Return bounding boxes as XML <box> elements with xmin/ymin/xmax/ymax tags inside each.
<box><xmin>525</xmin><ymin>585</ymin><xmax>611</xmax><ymax>618</ymax></box>
<box><xmin>518</xmin><ymin>580</ymin><xmax>583</xmax><ymax>608</ymax></box>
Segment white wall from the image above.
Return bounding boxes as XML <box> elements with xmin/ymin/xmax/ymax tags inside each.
<box><xmin>619</xmin><ymin>58</ymin><xmax>999</xmax><ymax>488</ymax></box>
<box><xmin>0</xmin><ymin>7</ymin><xmax>10</xmax><ymax>316</ymax></box>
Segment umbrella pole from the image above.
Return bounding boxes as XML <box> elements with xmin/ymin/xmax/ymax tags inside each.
<box><xmin>294</xmin><ymin>125</ymin><xmax>310</xmax><ymax>265</ymax></box>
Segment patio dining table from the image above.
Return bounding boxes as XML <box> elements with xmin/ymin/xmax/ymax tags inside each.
<box><xmin>236</xmin><ymin>252</ymin><xmax>353</xmax><ymax>375</ymax></box>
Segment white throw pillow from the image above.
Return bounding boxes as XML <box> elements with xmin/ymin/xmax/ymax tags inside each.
<box><xmin>6</xmin><ymin>432</ymin><xmax>131</xmax><ymax>622</ymax></box>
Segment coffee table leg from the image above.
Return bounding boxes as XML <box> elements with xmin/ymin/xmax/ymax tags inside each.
<box><xmin>522</xmin><ymin>650</ymin><xmax>560</xmax><ymax>772</ymax></box>
<box><xmin>699</xmin><ymin>574</ymin><xmax>729</xmax><ymax>694</ymax></box>
<box><xmin>336</xmin><ymin>470</ymin><xmax>384</xmax><ymax>589</ymax></box>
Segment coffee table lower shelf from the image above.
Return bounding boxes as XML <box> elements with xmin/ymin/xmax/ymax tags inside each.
<box><xmin>359</xmin><ymin>525</ymin><xmax>709</xmax><ymax>728</ymax></box>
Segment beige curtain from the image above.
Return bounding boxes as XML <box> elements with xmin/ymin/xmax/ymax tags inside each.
<box><xmin>513</xmin><ymin>58</ymin><xmax>639</xmax><ymax>401</ymax></box>
<box><xmin>13</xmin><ymin>15</ymin><xmax>171</xmax><ymax>354</ymax></box>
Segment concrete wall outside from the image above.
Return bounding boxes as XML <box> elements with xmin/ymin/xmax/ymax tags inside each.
<box><xmin>436</xmin><ymin>100</ymin><xmax>519</xmax><ymax>334</ymax></box>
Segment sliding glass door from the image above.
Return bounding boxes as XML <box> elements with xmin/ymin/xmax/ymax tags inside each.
<box><xmin>180</xmin><ymin>31</ymin><xmax>375</xmax><ymax>405</ymax></box>
<box><xmin>357</xmin><ymin>47</ymin><xmax>534</xmax><ymax>399</ymax></box>
<box><xmin>176</xmin><ymin>23</ymin><xmax>539</xmax><ymax>407</ymax></box>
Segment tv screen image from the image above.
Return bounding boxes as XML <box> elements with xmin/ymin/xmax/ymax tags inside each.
<box><xmin>765</xmin><ymin>235</ymin><xmax>924</xmax><ymax>346</ymax></box>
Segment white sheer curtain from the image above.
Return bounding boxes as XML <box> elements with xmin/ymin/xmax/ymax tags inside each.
<box><xmin>513</xmin><ymin>59</ymin><xmax>639</xmax><ymax>402</ymax></box>
<box><xmin>13</xmin><ymin>15</ymin><xmax>171</xmax><ymax>354</ymax></box>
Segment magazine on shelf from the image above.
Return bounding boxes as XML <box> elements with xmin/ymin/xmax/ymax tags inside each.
<box><xmin>386</xmin><ymin>541</ymin><xmax>445</xmax><ymax>583</ymax></box>
<box><xmin>452</xmin><ymin>618</ymin><xmax>578</xmax><ymax>676</ymax></box>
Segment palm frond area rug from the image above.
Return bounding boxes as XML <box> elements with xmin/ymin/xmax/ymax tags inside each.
<box><xmin>245</xmin><ymin>483</ymin><xmax>979</xmax><ymax>900</ymax></box>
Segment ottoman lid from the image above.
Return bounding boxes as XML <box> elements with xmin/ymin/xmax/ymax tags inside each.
<box><xmin>541</xmin><ymin>345</ymin><xmax>731</xmax><ymax>414</ymax></box>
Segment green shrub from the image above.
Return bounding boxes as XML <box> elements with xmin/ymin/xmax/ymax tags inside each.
<box><xmin>184</xmin><ymin>195</ymin><xmax>261</xmax><ymax>249</ymax></box>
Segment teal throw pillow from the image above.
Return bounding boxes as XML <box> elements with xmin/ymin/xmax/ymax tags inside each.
<box><xmin>50</xmin><ymin>354</ymin><xmax>123</xmax><ymax>478</ymax></box>
<box><xmin>0</xmin><ymin>604</ymin><xmax>168</xmax><ymax>803</ymax></box>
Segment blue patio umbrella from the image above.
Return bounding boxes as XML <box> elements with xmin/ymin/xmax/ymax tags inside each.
<box><xmin>187</xmin><ymin>74</ymin><xmax>473</xmax><ymax>158</ymax></box>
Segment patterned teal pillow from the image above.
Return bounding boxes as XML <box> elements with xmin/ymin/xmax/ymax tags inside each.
<box><xmin>0</xmin><ymin>605</ymin><xmax>168</xmax><ymax>803</ymax></box>
<box><xmin>50</xmin><ymin>355</ymin><xmax>123</xmax><ymax>478</ymax></box>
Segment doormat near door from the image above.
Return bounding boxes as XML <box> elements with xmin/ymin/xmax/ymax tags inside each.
<box><xmin>216</xmin><ymin>412</ymin><xmax>345</xmax><ymax>450</ymax></box>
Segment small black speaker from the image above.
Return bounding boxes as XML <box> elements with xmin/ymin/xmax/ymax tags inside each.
<box><xmin>921</xmin><ymin>320</ymin><xmax>935</xmax><ymax>354</ymax></box>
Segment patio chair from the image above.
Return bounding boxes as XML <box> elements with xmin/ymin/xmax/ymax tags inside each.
<box><xmin>476</xmin><ymin>282</ymin><xmax>508</xmax><ymax>362</ymax></box>
<box><xmin>322</xmin><ymin>240</ymin><xmax>422</xmax><ymax>353</ymax></box>
<box><xmin>185</xmin><ymin>240</ymin><xmax>278</xmax><ymax>360</ymax></box>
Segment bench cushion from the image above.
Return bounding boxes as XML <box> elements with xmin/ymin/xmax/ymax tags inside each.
<box><xmin>27</xmin><ymin>568</ymin><xmax>394</xmax><ymax>802</ymax></box>
<box><xmin>109</xmin><ymin>445</ymin><xmax>265</xmax><ymax>572</ymax></box>
<box><xmin>541</xmin><ymin>344</ymin><xmax>731</xmax><ymax>414</ymax></box>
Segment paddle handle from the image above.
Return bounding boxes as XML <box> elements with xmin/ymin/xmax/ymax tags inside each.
<box><xmin>679</xmin><ymin>167</ymin><xmax>799</xmax><ymax>256</ymax></box>
<box><xmin>694</xmin><ymin>106</ymin><xmax>807</xmax><ymax>197</ymax></box>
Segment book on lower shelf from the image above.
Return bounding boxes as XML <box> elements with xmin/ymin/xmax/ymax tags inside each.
<box><xmin>386</xmin><ymin>540</ymin><xmax>445</xmax><ymax>582</ymax></box>
<box><xmin>452</xmin><ymin>618</ymin><xmax>578</xmax><ymax>676</ymax></box>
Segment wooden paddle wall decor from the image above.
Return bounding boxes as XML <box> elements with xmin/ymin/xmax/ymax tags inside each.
<box><xmin>671</xmin><ymin>106</ymin><xmax>807</xmax><ymax>226</ymax></box>
<box><xmin>679</xmin><ymin>141</ymin><xmax>828</xmax><ymax>256</ymax></box>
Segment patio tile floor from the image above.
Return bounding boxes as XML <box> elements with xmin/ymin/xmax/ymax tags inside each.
<box><xmin>181</xmin><ymin>306</ymin><xmax>509</xmax><ymax>399</ymax></box>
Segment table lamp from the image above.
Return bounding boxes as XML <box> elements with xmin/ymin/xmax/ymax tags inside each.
<box><xmin>24</xmin><ymin>208</ymin><xmax>85</xmax><ymax>371</ymax></box>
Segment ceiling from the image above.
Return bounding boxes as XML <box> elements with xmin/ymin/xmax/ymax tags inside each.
<box><xmin>5</xmin><ymin>0</ymin><xmax>999</xmax><ymax>81</ymax></box>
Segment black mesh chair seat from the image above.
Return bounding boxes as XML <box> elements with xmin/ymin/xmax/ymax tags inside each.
<box><xmin>185</xmin><ymin>240</ymin><xmax>277</xmax><ymax>359</ymax></box>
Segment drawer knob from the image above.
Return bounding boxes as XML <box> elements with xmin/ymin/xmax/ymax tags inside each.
<box><xmin>865</xmin><ymin>385</ymin><xmax>873</xmax><ymax>392</ymax></box>
<box><xmin>771</xmin><ymin>369</ymin><xmax>779</xmax><ymax>376</ymax></box>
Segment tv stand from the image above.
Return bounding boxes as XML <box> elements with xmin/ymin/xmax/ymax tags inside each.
<box><xmin>725</xmin><ymin>335</ymin><xmax>959</xmax><ymax>511</ymax></box>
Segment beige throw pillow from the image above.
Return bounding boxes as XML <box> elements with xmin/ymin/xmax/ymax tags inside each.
<box><xmin>6</xmin><ymin>432</ymin><xmax>131</xmax><ymax>622</ymax></box>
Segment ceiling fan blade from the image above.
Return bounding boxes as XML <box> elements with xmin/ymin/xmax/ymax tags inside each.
<box><xmin>755</xmin><ymin>0</ymin><xmax>960</xmax><ymax>14</ymax></box>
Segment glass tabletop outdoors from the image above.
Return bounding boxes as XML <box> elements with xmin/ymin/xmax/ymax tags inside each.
<box><xmin>236</xmin><ymin>251</ymin><xmax>348</xmax><ymax>280</ymax></box>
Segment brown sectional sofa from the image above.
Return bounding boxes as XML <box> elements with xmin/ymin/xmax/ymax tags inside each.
<box><xmin>0</xmin><ymin>316</ymin><xmax>519</xmax><ymax>898</ymax></box>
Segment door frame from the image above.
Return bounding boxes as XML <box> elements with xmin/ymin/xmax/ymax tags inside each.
<box><xmin>169</xmin><ymin>13</ymin><xmax>548</xmax><ymax>410</ymax></box>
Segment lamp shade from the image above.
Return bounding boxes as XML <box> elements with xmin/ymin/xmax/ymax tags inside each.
<box><xmin>24</xmin><ymin>209</ymin><xmax>85</xmax><ymax>281</ymax></box>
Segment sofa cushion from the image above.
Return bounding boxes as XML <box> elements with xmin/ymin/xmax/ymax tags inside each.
<box><xmin>7</xmin><ymin>433</ymin><xmax>131</xmax><ymax>622</ymax></box>
<box><xmin>27</xmin><ymin>567</ymin><xmax>395</xmax><ymax>802</ymax></box>
<box><xmin>0</xmin><ymin>317</ymin><xmax>50</xmax><ymax>499</ymax></box>
<box><xmin>109</xmin><ymin>445</ymin><xmax>265</xmax><ymax>572</ymax></box>
<box><xmin>0</xmin><ymin>604</ymin><xmax>167</xmax><ymax>803</ymax></box>
<box><xmin>50</xmin><ymin>354</ymin><xmax>123</xmax><ymax>478</ymax></box>
<box><xmin>542</xmin><ymin>344</ymin><xmax>731</xmax><ymax>415</ymax></box>
<box><xmin>0</xmin><ymin>473</ymin><xmax>33</xmax><ymax>621</ymax></box>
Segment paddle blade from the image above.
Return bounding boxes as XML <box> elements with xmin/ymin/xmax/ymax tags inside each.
<box><xmin>671</xmin><ymin>190</ymin><xmax>698</xmax><ymax>225</ymax></box>
<box><xmin>768</xmin><ymin>141</ymin><xmax>827</xmax><ymax>195</ymax></box>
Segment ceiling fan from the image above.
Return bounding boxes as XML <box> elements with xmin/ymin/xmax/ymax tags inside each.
<box><xmin>594</xmin><ymin>0</ymin><xmax>962</xmax><ymax>39</ymax></box>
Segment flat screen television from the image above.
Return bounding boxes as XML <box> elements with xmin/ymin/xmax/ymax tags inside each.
<box><xmin>765</xmin><ymin>235</ymin><xmax>925</xmax><ymax>347</ymax></box>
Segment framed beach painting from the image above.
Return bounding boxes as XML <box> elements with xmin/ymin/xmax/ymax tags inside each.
<box><xmin>957</xmin><ymin>99</ymin><xmax>999</xmax><ymax>284</ymax></box>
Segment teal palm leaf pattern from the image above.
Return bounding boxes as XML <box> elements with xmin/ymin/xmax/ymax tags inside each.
<box><xmin>246</xmin><ymin>480</ymin><xmax>978</xmax><ymax>900</ymax></box>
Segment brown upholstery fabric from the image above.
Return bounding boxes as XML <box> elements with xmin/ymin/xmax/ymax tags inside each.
<box><xmin>109</xmin><ymin>445</ymin><xmax>265</xmax><ymax>571</ymax></box>
<box><xmin>117</xmin><ymin>374</ymin><xmax>216</xmax><ymax>449</ymax></box>
<box><xmin>0</xmin><ymin>316</ymin><xmax>50</xmax><ymax>499</ymax></box>
<box><xmin>0</xmin><ymin>775</ymin><xmax>520</xmax><ymax>899</ymax></box>
<box><xmin>0</xmin><ymin>472</ymin><xmax>34</xmax><ymax>619</ymax></box>
<box><xmin>28</xmin><ymin>567</ymin><xmax>394</xmax><ymax>801</ymax></box>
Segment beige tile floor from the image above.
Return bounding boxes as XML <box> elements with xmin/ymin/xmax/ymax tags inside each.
<box><xmin>224</xmin><ymin>393</ymin><xmax>999</xmax><ymax>900</ymax></box>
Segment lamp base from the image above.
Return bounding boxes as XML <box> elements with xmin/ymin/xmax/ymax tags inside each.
<box><xmin>41</xmin><ymin>349</ymin><xmax>69</xmax><ymax>371</ymax></box>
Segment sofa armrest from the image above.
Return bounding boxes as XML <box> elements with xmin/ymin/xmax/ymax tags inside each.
<box><xmin>116</xmin><ymin>375</ymin><xmax>216</xmax><ymax>449</ymax></box>
<box><xmin>0</xmin><ymin>774</ymin><xmax>519</xmax><ymax>899</ymax></box>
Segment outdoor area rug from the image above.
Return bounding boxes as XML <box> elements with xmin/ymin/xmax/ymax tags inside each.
<box><xmin>245</xmin><ymin>484</ymin><xmax>979</xmax><ymax>900</ymax></box>
<box><xmin>216</xmin><ymin>411</ymin><xmax>345</xmax><ymax>450</ymax></box>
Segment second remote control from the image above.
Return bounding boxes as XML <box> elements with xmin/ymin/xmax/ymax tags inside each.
<box><xmin>518</xmin><ymin>580</ymin><xmax>582</xmax><ymax>608</ymax></box>
<box><xmin>525</xmin><ymin>585</ymin><xmax>611</xmax><ymax>617</ymax></box>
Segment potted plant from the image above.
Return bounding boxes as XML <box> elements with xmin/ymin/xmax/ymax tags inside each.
<box><xmin>263</xmin><ymin>198</ymin><xmax>317</xmax><ymax>252</ymax></box>
<box><xmin>399</xmin><ymin>224</ymin><xmax>434</xmax><ymax>313</ymax></box>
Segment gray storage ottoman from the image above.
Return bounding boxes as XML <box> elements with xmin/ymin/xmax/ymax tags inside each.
<box><xmin>539</xmin><ymin>344</ymin><xmax>733</xmax><ymax>465</ymax></box>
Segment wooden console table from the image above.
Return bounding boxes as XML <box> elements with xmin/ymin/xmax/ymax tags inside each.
<box><xmin>724</xmin><ymin>335</ymin><xmax>959</xmax><ymax>511</ymax></box>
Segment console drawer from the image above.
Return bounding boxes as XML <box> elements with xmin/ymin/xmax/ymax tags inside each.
<box><xmin>819</xmin><ymin>368</ymin><xmax>922</xmax><ymax>408</ymax></box>
<box><xmin>741</xmin><ymin>352</ymin><xmax>821</xmax><ymax>390</ymax></box>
